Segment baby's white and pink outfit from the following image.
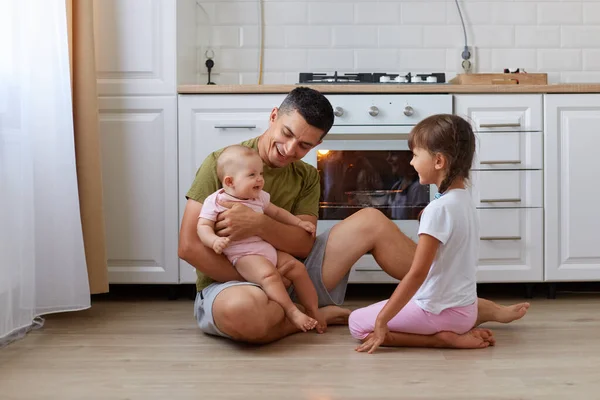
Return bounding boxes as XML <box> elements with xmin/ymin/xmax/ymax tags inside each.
<box><xmin>200</xmin><ymin>189</ymin><xmax>278</xmax><ymax>266</ymax></box>
<box><xmin>349</xmin><ymin>189</ymin><xmax>479</xmax><ymax>338</ymax></box>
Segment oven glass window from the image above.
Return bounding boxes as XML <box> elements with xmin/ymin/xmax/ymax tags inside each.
<box><xmin>317</xmin><ymin>150</ymin><xmax>430</xmax><ymax>220</ymax></box>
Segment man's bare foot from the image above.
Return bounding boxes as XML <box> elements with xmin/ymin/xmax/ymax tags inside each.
<box><xmin>287</xmin><ymin>308</ymin><xmax>317</xmax><ymax>332</ymax></box>
<box><xmin>436</xmin><ymin>328</ymin><xmax>496</xmax><ymax>349</ymax></box>
<box><xmin>320</xmin><ymin>305</ymin><xmax>352</xmax><ymax>325</ymax></box>
<box><xmin>495</xmin><ymin>302</ymin><xmax>530</xmax><ymax>323</ymax></box>
<box><xmin>307</xmin><ymin>309</ymin><xmax>328</xmax><ymax>334</ymax></box>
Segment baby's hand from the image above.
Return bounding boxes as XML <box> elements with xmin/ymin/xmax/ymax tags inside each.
<box><xmin>297</xmin><ymin>220</ymin><xmax>316</xmax><ymax>236</ymax></box>
<box><xmin>212</xmin><ymin>237</ymin><xmax>230</xmax><ymax>254</ymax></box>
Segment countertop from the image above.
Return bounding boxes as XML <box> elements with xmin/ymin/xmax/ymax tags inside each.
<box><xmin>178</xmin><ymin>83</ymin><xmax>600</xmax><ymax>94</ymax></box>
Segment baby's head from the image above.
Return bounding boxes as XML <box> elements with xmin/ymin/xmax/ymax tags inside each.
<box><xmin>408</xmin><ymin>114</ymin><xmax>476</xmax><ymax>194</ymax></box>
<box><xmin>217</xmin><ymin>145</ymin><xmax>265</xmax><ymax>199</ymax></box>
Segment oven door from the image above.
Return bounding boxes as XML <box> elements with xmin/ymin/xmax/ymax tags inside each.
<box><xmin>304</xmin><ymin>134</ymin><xmax>436</xmax><ymax>244</ymax></box>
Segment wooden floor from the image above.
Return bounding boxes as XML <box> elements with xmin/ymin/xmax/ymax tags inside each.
<box><xmin>2</xmin><ymin>289</ymin><xmax>600</xmax><ymax>399</ymax></box>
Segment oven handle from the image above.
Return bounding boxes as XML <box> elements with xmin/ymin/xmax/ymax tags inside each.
<box><xmin>323</xmin><ymin>133</ymin><xmax>410</xmax><ymax>141</ymax></box>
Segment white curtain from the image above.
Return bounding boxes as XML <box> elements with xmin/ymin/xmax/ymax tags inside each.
<box><xmin>0</xmin><ymin>0</ymin><xmax>91</xmax><ymax>346</ymax></box>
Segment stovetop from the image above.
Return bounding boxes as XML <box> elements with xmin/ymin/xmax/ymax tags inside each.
<box><xmin>298</xmin><ymin>71</ymin><xmax>446</xmax><ymax>85</ymax></box>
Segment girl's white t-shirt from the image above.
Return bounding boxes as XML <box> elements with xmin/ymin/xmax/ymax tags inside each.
<box><xmin>412</xmin><ymin>188</ymin><xmax>479</xmax><ymax>314</ymax></box>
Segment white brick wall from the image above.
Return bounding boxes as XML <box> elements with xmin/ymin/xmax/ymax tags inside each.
<box><xmin>193</xmin><ymin>0</ymin><xmax>600</xmax><ymax>84</ymax></box>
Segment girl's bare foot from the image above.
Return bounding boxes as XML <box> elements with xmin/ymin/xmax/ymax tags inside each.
<box><xmin>287</xmin><ymin>308</ymin><xmax>317</xmax><ymax>332</ymax></box>
<box><xmin>495</xmin><ymin>302</ymin><xmax>530</xmax><ymax>323</ymax></box>
<box><xmin>436</xmin><ymin>328</ymin><xmax>496</xmax><ymax>349</ymax></box>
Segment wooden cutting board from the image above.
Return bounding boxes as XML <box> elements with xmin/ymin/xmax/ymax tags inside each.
<box><xmin>450</xmin><ymin>73</ymin><xmax>548</xmax><ymax>85</ymax></box>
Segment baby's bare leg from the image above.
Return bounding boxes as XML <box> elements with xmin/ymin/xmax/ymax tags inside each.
<box><xmin>235</xmin><ymin>255</ymin><xmax>317</xmax><ymax>332</ymax></box>
<box><xmin>276</xmin><ymin>251</ymin><xmax>326</xmax><ymax>333</ymax></box>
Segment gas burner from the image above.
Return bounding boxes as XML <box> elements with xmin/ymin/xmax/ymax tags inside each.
<box><xmin>298</xmin><ymin>71</ymin><xmax>446</xmax><ymax>84</ymax></box>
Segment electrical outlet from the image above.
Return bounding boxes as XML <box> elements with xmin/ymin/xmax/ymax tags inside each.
<box><xmin>459</xmin><ymin>46</ymin><xmax>476</xmax><ymax>74</ymax></box>
<box><xmin>198</xmin><ymin>45</ymin><xmax>221</xmax><ymax>76</ymax></box>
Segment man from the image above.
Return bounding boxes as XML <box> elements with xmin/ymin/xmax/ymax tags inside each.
<box><xmin>178</xmin><ymin>87</ymin><xmax>529</xmax><ymax>348</ymax></box>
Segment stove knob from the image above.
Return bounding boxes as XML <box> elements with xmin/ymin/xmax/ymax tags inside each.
<box><xmin>334</xmin><ymin>107</ymin><xmax>344</xmax><ymax>117</ymax></box>
<box><xmin>403</xmin><ymin>106</ymin><xmax>414</xmax><ymax>117</ymax></box>
<box><xmin>368</xmin><ymin>106</ymin><xmax>379</xmax><ymax>117</ymax></box>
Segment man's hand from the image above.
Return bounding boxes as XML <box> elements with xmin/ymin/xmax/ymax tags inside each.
<box><xmin>214</xmin><ymin>201</ymin><xmax>262</xmax><ymax>241</ymax></box>
<box><xmin>212</xmin><ymin>237</ymin><xmax>230</xmax><ymax>254</ymax></box>
<box><xmin>297</xmin><ymin>220</ymin><xmax>316</xmax><ymax>237</ymax></box>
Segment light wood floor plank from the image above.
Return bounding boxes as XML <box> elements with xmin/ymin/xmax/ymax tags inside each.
<box><xmin>1</xmin><ymin>294</ymin><xmax>600</xmax><ymax>399</ymax></box>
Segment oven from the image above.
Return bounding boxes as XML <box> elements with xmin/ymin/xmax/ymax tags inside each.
<box><xmin>303</xmin><ymin>94</ymin><xmax>453</xmax><ymax>282</ymax></box>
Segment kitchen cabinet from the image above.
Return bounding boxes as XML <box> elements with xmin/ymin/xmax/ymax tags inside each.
<box><xmin>455</xmin><ymin>95</ymin><xmax>544</xmax><ymax>283</ymax></box>
<box><xmin>94</xmin><ymin>0</ymin><xmax>178</xmax><ymax>284</ymax></box>
<box><xmin>98</xmin><ymin>97</ymin><xmax>179</xmax><ymax>283</ymax></box>
<box><xmin>178</xmin><ymin>94</ymin><xmax>286</xmax><ymax>283</ymax></box>
<box><xmin>544</xmin><ymin>94</ymin><xmax>600</xmax><ymax>281</ymax></box>
<box><xmin>92</xmin><ymin>0</ymin><xmax>176</xmax><ymax>96</ymax></box>
<box><xmin>89</xmin><ymin>1</ymin><xmax>600</xmax><ymax>287</ymax></box>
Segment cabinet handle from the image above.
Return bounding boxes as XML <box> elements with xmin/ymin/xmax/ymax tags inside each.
<box><xmin>479</xmin><ymin>122</ymin><xmax>521</xmax><ymax>128</ymax></box>
<box><xmin>479</xmin><ymin>160</ymin><xmax>521</xmax><ymax>165</ymax></box>
<box><xmin>480</xmin><ymin>236</ymin><xmax>522</xmax><ymax>241</ymax></box>
<box><xmin>480</xmin><ymin>198</ymin><xmax>522</xmax><ymax>203</ymax></box>
<box><xmin>214</xmin><ymin>124</ymin><xmax>257</xmax><ymax>129</ymax></box>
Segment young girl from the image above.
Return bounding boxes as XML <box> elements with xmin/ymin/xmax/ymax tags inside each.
<box><xmin>349</xmin><ymin>114</ymin><xmax>487</xmax><ymax>353</ymax></box>
<box><xmin>197</xmin><ymin>145</ymin><xmax>325</xmax><ymax>333</ymax></box>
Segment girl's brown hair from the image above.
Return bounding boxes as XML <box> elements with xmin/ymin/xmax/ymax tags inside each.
<box><xmin>408</xmin><ymin>114</ymin><xmax>476</xmax><ymax>194</ymax></box>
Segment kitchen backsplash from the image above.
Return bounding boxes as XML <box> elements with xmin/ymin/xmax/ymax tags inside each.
<box><xmin>193</xmin><ymin>1</ymin><xmax>600</xmax><ymax>84</ymax></box>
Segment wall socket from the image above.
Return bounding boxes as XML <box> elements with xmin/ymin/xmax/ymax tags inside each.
<box><xmin>459</xmin><ymin>46</ymin><xmax>476</xmax><ymax>74</ymax></box>
<box><xmin>198</xmin><ymin>45</ymin><xmax>221</xmax><ymax>76</ymax></box>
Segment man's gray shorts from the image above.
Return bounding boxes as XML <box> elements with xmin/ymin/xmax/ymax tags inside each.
<box><xmin>194</xmin><ymin>229</ymin><xmax>350</xmax><ymax>338</ymax></box>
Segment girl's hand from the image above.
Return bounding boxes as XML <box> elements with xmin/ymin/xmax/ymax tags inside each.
<box><xmin>355</xmin><ymin>321</ymin><xmax>389</xmax><ymax>354</ymax></box>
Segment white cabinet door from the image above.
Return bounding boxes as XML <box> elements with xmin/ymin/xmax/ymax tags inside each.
<box><xmin>98</xmin><ymin>96</ymin><xmax>178</xmax><ymax>283</ymax></box>
<box><xmin>178</xmin><ymin>94</ymin><xmax>286</xmax><ymax>283</ymax></box>
<box><xmin>93</xmin><ymin>0</ymin><xmax>176</xmax><ymax>96</ymax></box>
<box><xmin>544</xmin><ymin>94</ymin><xmax>600</xmax><ymax>281</ymax></box>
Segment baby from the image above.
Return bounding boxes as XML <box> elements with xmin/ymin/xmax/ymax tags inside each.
<box><xmin>197</xmin><ymin>145</ymin><xmax>324</xmax><ymax>332</ymax></box>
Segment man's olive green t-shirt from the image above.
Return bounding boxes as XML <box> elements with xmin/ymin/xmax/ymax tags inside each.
<box><xmin>186</xmin><ymin>137</ymin><xmax>320</xmax><ymax>292</ymax></box>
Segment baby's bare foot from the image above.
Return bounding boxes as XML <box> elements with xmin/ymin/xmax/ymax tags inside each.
<box><xmin>287</xmin><ymin>308</ymin><xmax>317</xmax><ymax>332</ymax></box>
<box><xmin>437</xmin><ymin>328</ymin><xmax>496</xmax><ymax>349</ymax></box>
<box><xmin>495</xmin><ymin>302</ymin><xmax>530</xmax><ymax>323</ymax></box>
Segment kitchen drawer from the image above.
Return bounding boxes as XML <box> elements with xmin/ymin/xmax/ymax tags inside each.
<box><xmin>348</xmin><ymin>255</ymin><xmax>398</xmax><ymax>284</ymax></box>
<box><xmin>454</xmin><ymin>94</ymin><xmax>543</xmax><ymax>132</ymax></box>
<box><xmin>473</xmin><ymin>130</ymin><xmax>542</xmax><ymax>170</ymax></box>
<box><xmin>476</xmin><ymin>208</ymin><xmax>543</xmax><ymax>283</ymax></box>
<box><xmin>470</xmin><ymin>170</ymin><xmax>543</xmax><ymax>208</ymax></box>
<box><xmin>349</xmin><ymin>269</ymin><xmax>399</xmax><ymax>284</ymax></box>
